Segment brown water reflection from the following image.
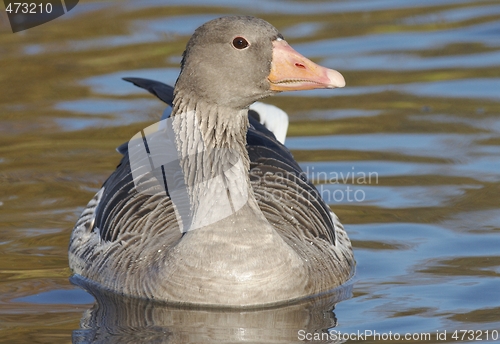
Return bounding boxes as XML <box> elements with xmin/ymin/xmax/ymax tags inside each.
<box><xmin>71</xmin><ymin>276</ymin><xmax>351</xmax><ymax>344</ymax></box>
<box><xmin>1</xmin><ymin>0</ymin><xmax>500</xmax><ymax>343</ymax></box>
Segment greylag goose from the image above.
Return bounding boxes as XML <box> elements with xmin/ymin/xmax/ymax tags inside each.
<box><xmin>69</xmin><ymin>16</ymin><xmax>355</xmax><ymax>307</ymax></box>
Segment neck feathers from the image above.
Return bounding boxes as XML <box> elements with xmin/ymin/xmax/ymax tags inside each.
<box><xmin>173</xmin><ymin>89</ymin><xmax>249</xmax><ymax>150</ymax></box>
<box><xmin>169</xmin><ymin>91</ymin><xmax>252</xmax><ymax>231</ymax></box>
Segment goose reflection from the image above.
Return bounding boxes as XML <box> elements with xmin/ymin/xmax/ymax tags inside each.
<box><xmin>71</xmin><ymin>275</ymin><xmax>352</xmax><ymax>344</ymax></box>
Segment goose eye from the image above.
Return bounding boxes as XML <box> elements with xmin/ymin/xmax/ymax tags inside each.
<box><xmin>232</xmin><ymin>37</ymin><xmax>249</xmax><ymax>50</ymax></box>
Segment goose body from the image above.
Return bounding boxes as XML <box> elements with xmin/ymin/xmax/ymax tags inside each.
<box><xmin>69</xmin><ymin>16</ymin><xmax>355</xmax><ymax>307</ymax></box>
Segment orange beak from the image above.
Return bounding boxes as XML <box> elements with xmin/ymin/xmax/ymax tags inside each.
<box><xmin>268</xmin><ymin>39</ymin><xmax>345</xmax><ymax>91</ymax></box>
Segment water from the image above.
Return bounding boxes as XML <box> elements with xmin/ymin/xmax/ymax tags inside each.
<box><xmin>1</xmin><ymin>0</ymin><xmax>499</xmax><ymax>343</ymax></box>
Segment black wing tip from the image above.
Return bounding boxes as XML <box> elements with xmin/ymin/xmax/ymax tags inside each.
<box><xmin>122</xmin><ymin>77</ymin><xmax>146</xmax><ymax>84</ymax></box>
<box><xmin>122</xmin><ymin>77</ymin><xmax>175</xmax><ymax>106</ymax></box>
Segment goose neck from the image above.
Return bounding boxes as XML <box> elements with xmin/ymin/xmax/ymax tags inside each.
<box><xmin>169</xmin><ymin>93</ymin><xmax>254</xmax><ymax>232</ymax></box>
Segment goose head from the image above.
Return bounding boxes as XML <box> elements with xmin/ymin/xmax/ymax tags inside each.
<box><xmin>174</xmin><ymin>16</ymin><xmax>345</xmax><ymax>110</ymax></box>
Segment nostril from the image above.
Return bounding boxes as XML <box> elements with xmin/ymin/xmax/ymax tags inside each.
<box><xmin>295</xmin><ymin>63</ymin><xmax>306</xmax><ymax>69</ymax></box>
